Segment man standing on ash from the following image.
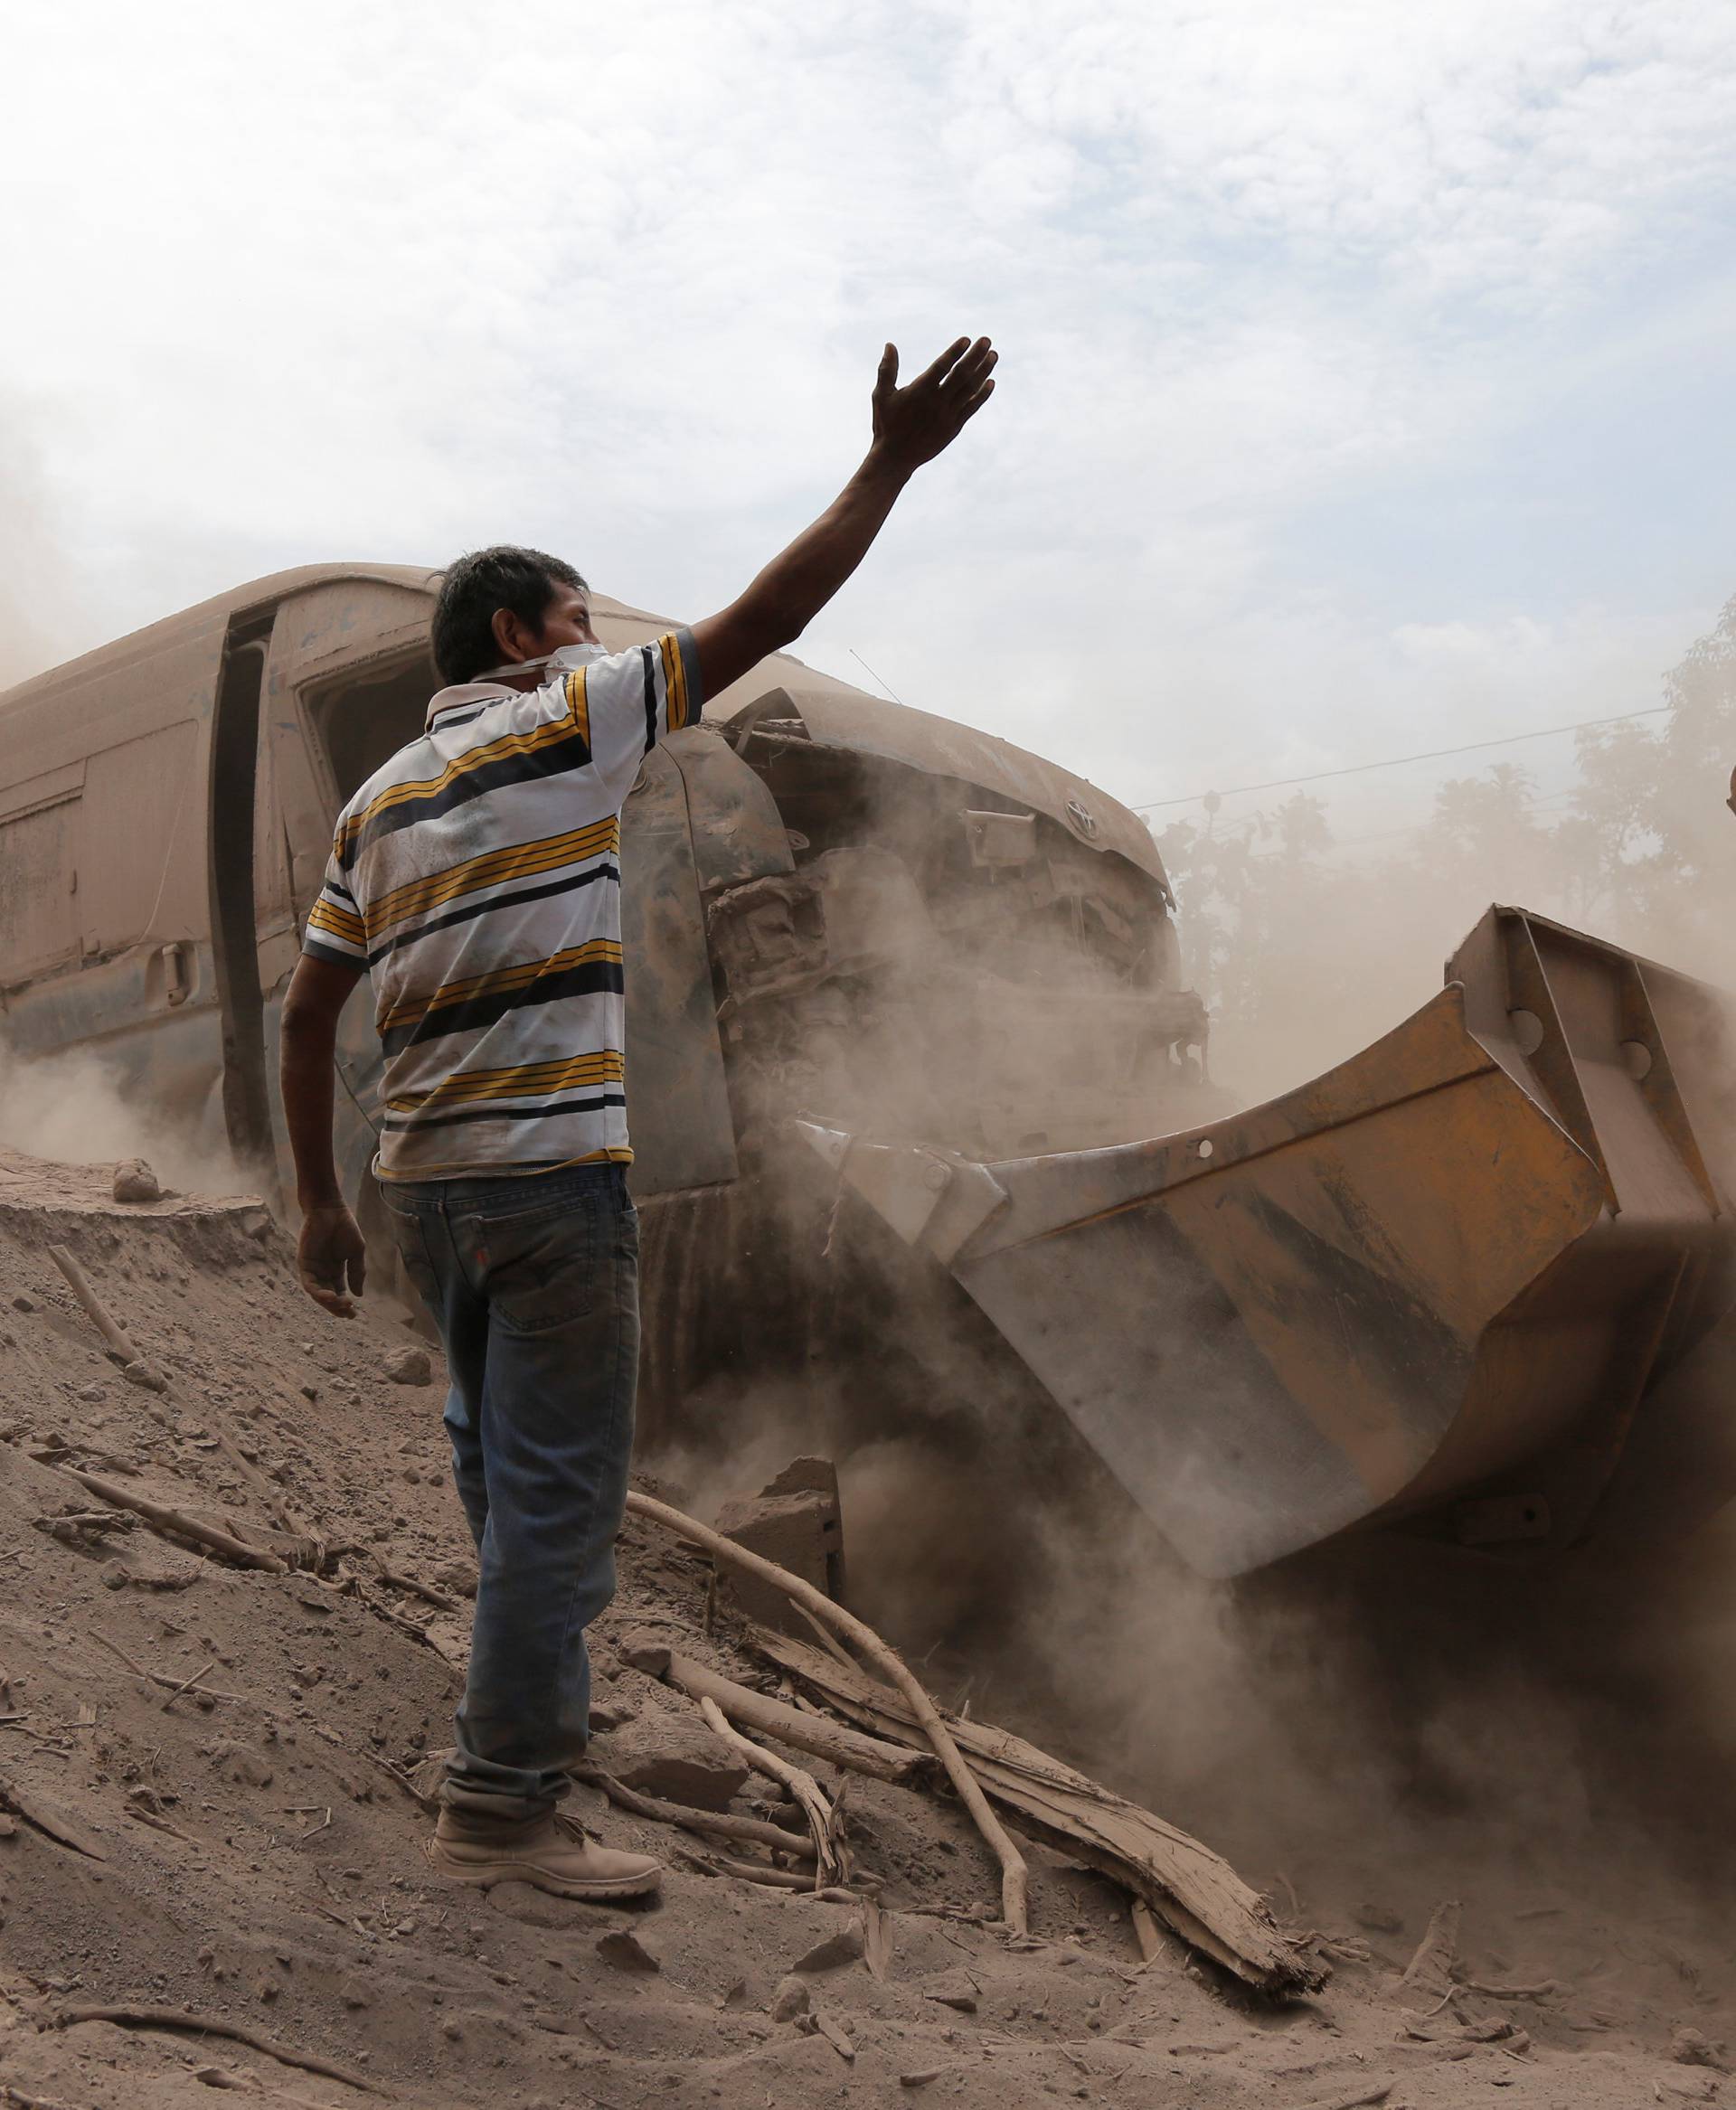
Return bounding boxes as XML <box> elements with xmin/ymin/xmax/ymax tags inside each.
<box><xmin>277</xmin><ymin>335</ymin><xmax>997</xmax><ymax>1899</ymax></box>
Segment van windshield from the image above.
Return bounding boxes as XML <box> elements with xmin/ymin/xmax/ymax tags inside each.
<box><xmin>307</xmin><ymin>655</ymin><xmax>438</xmax><ymax>804</ymax></box>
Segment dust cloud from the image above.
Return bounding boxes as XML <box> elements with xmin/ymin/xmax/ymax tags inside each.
<box><xmin>1020</xmin><ymin>1507</ymin><xmax>1736</xmax><ymax>1924</ymax></box>
<box><xmin>0</xmin><ymin>408</ymin><xmax>98</xmax><ymax>690</ymax></box>
<box><xmin>659</xmin><ymin>624</ymin><xmax>1736</xmax><ymax>1997</ymax></box>
<box><xmin>0</xmin><ymin>1040</ymin><xmax>246</xmax><ymax>1197</ymax></box>
<box><xmin>1188</xmin><ymin>838</ymin><xmax>1736</xmax><ymax>1116</ymax></box>
<box><xmin>1166</xmin><ymin>595</ymin><xmax>1736</xmax><ymax>1108</ymax></box>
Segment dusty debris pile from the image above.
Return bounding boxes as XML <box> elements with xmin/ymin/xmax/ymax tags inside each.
<box><xmin>0</xmin><ymin>1147</ymin><xmax>1730</xmax><ymax>2110</ymax></box>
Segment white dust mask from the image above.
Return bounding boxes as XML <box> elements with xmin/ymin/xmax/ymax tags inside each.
<box><xmin>474</xmin><ymin>640</ymin><xmax>611</xmax><ymax>683</ymax></box>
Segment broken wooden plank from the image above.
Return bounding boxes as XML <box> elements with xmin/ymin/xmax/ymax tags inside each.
<box><xmin>863</xmin><ymin>1897</ymin><xmax>890</xmax><ymax>1982</ymax></box>
<box><xmin>1130</xmin><ymin>1897</ymin><xmax>1165</xmax><ymax>1964</ymax></box>
<box><xmin>1401</xmin><ymin>1900</ymin><xmax>1460</xmax><ymax>1998</ymax></box>
<box><xmin>752</xmin><ymin>1627</ymin><xmax>1322</xmax><ymax>1997</ymax></box>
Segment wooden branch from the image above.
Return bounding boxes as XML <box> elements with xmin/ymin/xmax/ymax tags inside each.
<box><xmin>52</xmin><ymin>2003</ymin><xmax>387</xmax><ymax>2096</ymax></box>
<box><xmin>754</xmin><ymin>1628</ymin><xmax>1323</xmax><ymax>1998</ymax></box>
<box><xmin>574</xmin><ymin>1766</ymin><xmax>817</xmax><ymax>1860</ymax></box>
<box><xmin>47</xmin><ymin>1245</ymin><xmax>143</xmax><ymax>1367</ymax></box>
<box><xmin>618</xmin><ymin>1633</ymin><xmax>929</xmax><ymax>1786</ymax></box>
<box><xmin>373</xmin><ymin>1561</ymin><xmax>462</xmax><ymax>1614</ymax></box>
<box><xmin>125</xmin><ymin>1804</ymin><xmax>194</xmax><ymax>1844</ymax></box>
<box><xmin>623</xmin><ymin>1490</ymin><xmax>1029</xmax><ymax>1936</ymax></box>
<box><xmin>682</xmin><ymin>1848</ymin><xmax>815</xmax><ymax>1891</ymax></box>
<box><xmin>159</xmin><ymin>1658</ymin><xmax>218</xmax><ymax>1712</ymax></box>
<box><xmin>355</xmin><ymin>1747</ymin><xmax>439</xmax><ymax>1813</ymax></box>
<box><xmin>698</xmin><ymin>1695</ymin><xmax>840</xmax><ymax>1886</ymax></box>
<box><xmin>88</xmin><ymin>1630</ymin><xmax>248</xmax><ymax>1704</ymax></box>
<box><xmin>57</xmin><ymin>1468</ymin><xmax>287</xmax><ymax>1573</ymax></box>
<box><xmin>350</xmin><ymin>1581</ymin><xmax>466</xmax><ymax>1679</ymax></box>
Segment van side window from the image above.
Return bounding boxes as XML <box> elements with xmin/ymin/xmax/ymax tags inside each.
<box><xmin>306</xmin><ymin>655</ymin><xmax>437</xmax><ymax>804</ymax></box>
<box><xmin>0</xmin><ymin>777</ymin><xmax>80</xmax><ymax>979</ymax></box>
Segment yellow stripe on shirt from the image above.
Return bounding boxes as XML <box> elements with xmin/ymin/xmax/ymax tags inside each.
<box><xmin>386</xmin><ymin>1048</ymin><xmax>627</xmax><ymax>1115</ymax></box>
<box><xmin>307</xmin><ymin>898</ymin><xmax>366</xmax><ymax>944</ymax></box>
<box><xmin>337</xmin><ymin>683</ymin><xmax>592</xmax><ymax>851</ymax></box>
<box><xmin>366</xmin><ymin>815</ymin><xmax>619</xmax><ymax>936</ymax></box>
<box><xmin>565</xmin><ymin>666</ymin><xmax>590</xmax><ymax>748</ymax></box>
<box><xmin>659</xmin><ymin>631</ymin><xmax>691</xmax><ymax>732</ymax></box>
<box><xmin>377</xmin><ymin>937</ymin><xmax>624</xmax><ymax>1035</ymax></box>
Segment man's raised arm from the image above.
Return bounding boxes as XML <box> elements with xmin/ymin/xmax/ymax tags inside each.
<box><xmin>687</xmin><ymin>334</ymin><xmax>996</xmax><ymax>700</ymax></box>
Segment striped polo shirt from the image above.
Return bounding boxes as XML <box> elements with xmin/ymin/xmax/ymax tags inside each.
<box><xmin>301</xmin><ymin>631</ymin><xmax>702</xmax><ymax>1181</ymax></box>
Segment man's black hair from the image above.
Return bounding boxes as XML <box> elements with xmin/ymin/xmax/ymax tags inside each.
<box><xmin>430</xmin><ymin>545</ymin><xmax>589</xmax><ymax>686</ymax></box>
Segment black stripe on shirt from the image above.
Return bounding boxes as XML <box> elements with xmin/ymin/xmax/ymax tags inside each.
<box><xmin>426</xmin><ymin>702</ymin><xmax>492</xmax><ymax>732</ymax></box>
<box><xmin>340</xmin><ymin>721</ymin><xmax>595</xmax><ymax>870</ymax></box>
<box><xmin>382</xmin><ymin>1088</ymin><xmax>628</xmax><ymax>1134</ymax></box>
<box><xmin>380</xmin><ymin>955</ymin><xmax>627</xmax><ymax>1058</ymax></box>
<box><xmin>367</xmin><ymin>861</ymin><xmax>620</xmax><ymax>967</ymax></box>
<box><xmin>640</xmin><ymin>644</ymin><xmax>658</xmax><ymax>757</ymax></box>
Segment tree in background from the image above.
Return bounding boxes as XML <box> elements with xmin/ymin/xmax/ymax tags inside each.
<box><xmin>1156</xmin><ymin>791</ymin><xmax>1331</xmax><ymax>1041</ymax></box>
<box><xmin>1416</xmin><ymin>762</ymin><xmax>1563</xmax><ymax>909</ymax></box>
<box><xmin>1567</xmin><ymin>590</ymin><xmax>1736</xmax><ymax>970</ymax></box>
<box><xmin>1153</xmin><ymin>593</ymin><xmax>1736</xmax><ymax>1100</ymax></box>
<box><xmin>1156</xmin><ymin>791</ymin><xmax>1410</xmax><ymax>1097</ymax></box>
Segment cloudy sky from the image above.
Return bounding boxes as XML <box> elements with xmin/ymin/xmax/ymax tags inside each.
<box><xmin>5</xmin><ymin>0</ymin><xmax>1736</xmax><ymax>837</ymax></box>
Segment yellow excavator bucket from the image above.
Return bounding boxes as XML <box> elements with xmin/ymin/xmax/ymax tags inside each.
<box><xmin>800</xmin><ymin>908</ymin><xmax>1736</xmax><ymax>1578</ymax></box>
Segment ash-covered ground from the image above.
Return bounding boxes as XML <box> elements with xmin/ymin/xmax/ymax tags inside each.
<box><xmin>0</xmin><ymin>1147</ymin><xmax>1731</xmax><ymax>2110</ymax></box>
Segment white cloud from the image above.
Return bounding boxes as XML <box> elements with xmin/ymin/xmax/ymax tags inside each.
<box><xmin>1</xmin><ymin>0</ymin><xmax>1732</xmax><ymax>852</ymax></box>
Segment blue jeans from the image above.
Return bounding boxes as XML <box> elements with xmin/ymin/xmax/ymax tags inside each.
<box><xmin>378</xmin><ymin>1162</ymin><xmax>639</xmax><ymax>1818</ymax></box>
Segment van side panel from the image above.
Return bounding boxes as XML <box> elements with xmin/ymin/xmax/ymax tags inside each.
<box><xmin>0</xmin><ymin>609</ymin><xmax>228</xmax><ymax>1156</ymax></box>
<box><xmin>81</xmin><ymin>721</ymin><xmax>203</xmax><ymax>954</ymax></box>
<box><xmin>0</xmin><ymin>786</ymin><xmax>81</xmax><ymax>979</ymax></box>
<box><xmin>0</xmin><ymin>612</ymin><xmax>226</xmax><ymax>990</ymax></box>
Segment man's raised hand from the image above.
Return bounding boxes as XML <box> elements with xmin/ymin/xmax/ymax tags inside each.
<box><xmin>871</xmin><ymin>336</ymin><xmax>997</xmax><ymax>472</ymax></box>
<box><xmin>686</xmin><ymin>333</ymin><xmax>1000</xmax><ymax>698</ymax></box>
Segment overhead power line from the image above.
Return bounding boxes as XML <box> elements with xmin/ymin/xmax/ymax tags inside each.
<box><xmin>1129</xmin><ymin>702</ymin><xmax>1672</xmax><ymax>815</ymax></box>
<box><xmin>848</xmin><ymin>646</ymin><xmax>908</xmax><ymax>707</ymax></box>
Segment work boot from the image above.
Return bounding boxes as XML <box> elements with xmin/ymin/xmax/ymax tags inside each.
<box><xmin>426</xmin><ymin>1805</ymin><xmax>663</xmax><ymax>1900</ymax></box>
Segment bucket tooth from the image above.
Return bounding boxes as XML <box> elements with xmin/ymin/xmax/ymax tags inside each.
<box><xmin>795</xmin><ymin>1125</ymin><xmax>1008</xmax><ymax>1263</ymax></box>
